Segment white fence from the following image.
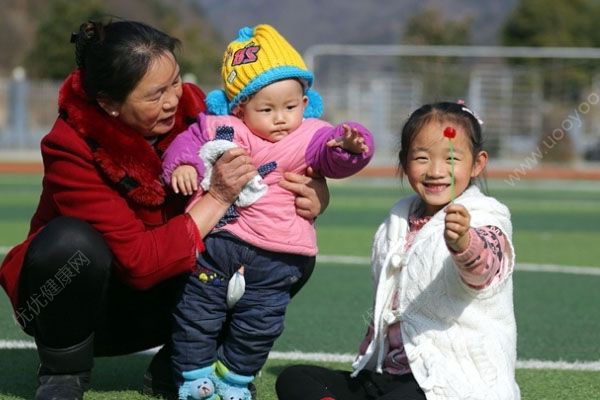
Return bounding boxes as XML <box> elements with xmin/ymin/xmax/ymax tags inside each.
<box><xmin>306</xmin><ymin>45</ymin><xmax>600</xmax><ymax>166</ymax></box>
<box><xmin>3</xmin><ymin>45</ymin><xmax>600</xmax><ymax>166</ymax></box>
<box><xmin>0</xmin><ymin>73</ymin><xmax>61</xmax><ymax>150</ymax></box>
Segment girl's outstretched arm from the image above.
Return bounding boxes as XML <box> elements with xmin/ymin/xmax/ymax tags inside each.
<box><xmin>445</xmin><ymin>204</ymin><xmax>508</xmax><ymax>288</ymax></box>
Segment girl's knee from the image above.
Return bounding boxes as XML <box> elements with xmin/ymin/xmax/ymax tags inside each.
<box><xmin>277</xmin><ymin>365</ymin><xmax>310</xmax><ymax>384</ymax></box>
<box><xmin>275</xmin><ymin>365</ymin><xmax>314</xmax><ymax>399</ymax></box>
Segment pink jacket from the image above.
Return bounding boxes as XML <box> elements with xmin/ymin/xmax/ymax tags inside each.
<box><xmin>162</xmin><ymin>113</ymin><xmax>374</xmax><ymax>256</ymax></box>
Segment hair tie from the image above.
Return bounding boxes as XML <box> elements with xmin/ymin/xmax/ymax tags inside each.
<box><xmin>72</xmin><ymin>21</ymin><xmax>99</xmax><ymax>68</ymax></box>
<box><xmin>461</xmin><ymin>106</ymin><xmax>484</xmax><ymax>125</ymax></box>
<box><xmin>456</xmin><ymin>99</ymin><xmax>483</xmax><ymax>125</ymax></box>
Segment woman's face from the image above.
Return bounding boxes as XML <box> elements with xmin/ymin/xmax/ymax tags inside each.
<box><xmin>112</xmin><ymin>51</ymin><xmax>183</xmax><ymax>138</ymax></box>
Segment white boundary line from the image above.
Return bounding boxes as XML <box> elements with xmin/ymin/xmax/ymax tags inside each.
<box><xmin>0</xmin><ymin>341</ymin><xmax>598</xmax><ymax>371</ymax></box>
<box><xmin>1</xmin><ymin>248</ymin><xmax>598</xmax><ymax>275</ymax></box>
<box><xmin>268</xmin><ymin>352</ymin><xmax>600</xmax><ymax>372</ymax></box>
<box><xmin>0</xmin><ymin>340</ymin><xmax>36</xmax><ymax>349</ymax></box>
<box><xmin>516</xmin><ymin>263</ymin><xmax>600</xmax><ymax>276</ymax></box>
<box><xmin>317</xmin><ymin>255</ymin><xmax>600</xmax><ymax>276</ymax></box>
<box><xmin>516</xmin><ymin>359</ymin><xmax>600</xmax><ymax>371</ymax></box>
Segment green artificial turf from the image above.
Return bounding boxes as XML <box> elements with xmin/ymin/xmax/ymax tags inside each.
<box><xmin>0</xmin><ymin>174</ymin><xmax>599</xmax><ymax>399</ymax></box>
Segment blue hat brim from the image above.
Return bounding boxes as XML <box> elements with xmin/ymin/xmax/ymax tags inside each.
<box><xmin>229</xmin><ymin>66</ymin><xmax>314</xmax><ymax>112</ymax></box>
<box><xmin>208</xmin><ymin>66</ymin><xmax>324</xmax><ymax>118</ymax></box>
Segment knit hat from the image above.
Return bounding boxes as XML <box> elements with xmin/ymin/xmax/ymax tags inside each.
<box><xmin>205</xmin><ymin>24</ymin><xmax>323</xmax><ymax>118</ymax></box>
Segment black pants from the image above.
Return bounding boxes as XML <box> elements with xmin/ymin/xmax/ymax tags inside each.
<box><xmin>276</xmin><ymin>365</ymin><xmax>426</xmax><ymax>400</ymax></box>
<box><xmin>17</xmin><ymin>216</ymin><xmax>315</xmax><ymax>355</ymax></box>
<box><xmin>17</xmin><ymin>216</ymin><xmax>186</xmax><ymax>355</ymax></box>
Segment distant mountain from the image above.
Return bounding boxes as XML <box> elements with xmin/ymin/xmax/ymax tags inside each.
<box><xmin>192</xmin><ymin>0</ymin><xmax>519</xmax><ymax>52</ymax></box>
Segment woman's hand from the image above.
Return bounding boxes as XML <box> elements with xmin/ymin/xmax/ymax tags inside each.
<box><xmin>279</xmin><ymin>167</ymin><xmax>330</xmax><ymax>219</ymax></box>
<box><xmin>208</xmin><ymin>148</ymin><xmax>257</xmax><ymax>205</ymax></box>
<box><xmin>187</xmin><ymin>148</ymin><xmax>256</xmax><ymax>237</ymax></box>
<box><xmin>444</xmin><ymin>203</ymin><xmax>471</xmax><ymax>253</ymax></box>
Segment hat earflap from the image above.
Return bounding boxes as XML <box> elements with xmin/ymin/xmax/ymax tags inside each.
<box><xmin>205</xmin><ymin>89</ymin><xmax>231</xmax><ymax>115</ymax></box>
<box><xmin>304</xmin><ymin>88</ymin><xmax>323</xmax><ymax>118</ymax></box>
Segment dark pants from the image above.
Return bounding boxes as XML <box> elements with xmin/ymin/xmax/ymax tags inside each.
<box><xmin>276</xmin><ymin>365</ymin><xmax>426</xmax><ymax>400</ymax></box>
<box><xmin>17</xmin><ymin>216</ymin><xmax>189</xmax><ymax>355</ymax></box>
<box><xmin>171</xmin><ymin>231</ymin><xmax>311</xmax><ymax>378</ymax></box>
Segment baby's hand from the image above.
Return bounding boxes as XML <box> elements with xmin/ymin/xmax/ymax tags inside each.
<box><xmin>171</xmin><ymin>165</ymin><xmax>198</xmax><ymax>195</ymax></box>
<box><xmin>444</xmin><ymin>204</ymin><xmax>471</xmax><ymax>253</ymax></box>
<box><xmin>327</xmin><ymin>124</ymin><xmax>370</xmax><ymax>154</ymax></box>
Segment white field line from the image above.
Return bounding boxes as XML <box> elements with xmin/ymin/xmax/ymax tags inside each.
<box><xmin>317</xmin><ymin>255</ymin><xmax>600</xmax><ymax>275</ymax></box>
<box><xmin>0</xmin><ymin>340</ymin><xmax>36</xmax><ymax>349</ymax></box>
<box><xmin>268</xmin><ymin>352</ymin><xmax>600</xmax><ymax>372</ymax></box>
<box><xmin>0</xmin><ymin>341</ymin><xmax>598</xmax><ymax>371</ymax></box>
<box><xmin>516</xmin><ymin>263</ymin><xmax>600</xmax><ymax>275</ymax></box>
<box><xmin>1</xmin><ymin>247</ymin><xmax>598</xmax><ymax>275</ymax></box>
<box><xmin>1</xmin><ymin>252</ymin><xmax>598</xmax><ymax>371</ymax></box>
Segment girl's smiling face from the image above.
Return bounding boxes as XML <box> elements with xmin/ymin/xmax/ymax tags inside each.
<box><xmin>405</xmin><ymin>120</ymin><xmax>488</xmax><ymax>216</ymax></box>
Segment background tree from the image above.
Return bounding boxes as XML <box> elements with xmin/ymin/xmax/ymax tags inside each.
<box><xmin>502</xmin><ymin>0</ymin><xmax>597</xmax><ymax>47</ymax></box>
<box><xmin>25</xmin><ymin>0</ymin><xmax>105</xmax><ymax>79</ymax></box>
<box><xmin>148</xmin><ymin>1</ymin><xmax>222</xmax><ymax>87</ymax></box>
<box><xmin>401</xmin><ymin>7</ymin><xmax>473</xmax><ymax>102</ymax></box>
<box><xmin>501</xmin><ymin>0</ymin><xmax>600</xmax><ymax>101</ymax></box>
<box><xmin>403</xmin><ymin>7</ymin><xmax>471</xmax><ymax>46</ymax></box>
<box><xmin>501</xmin><ymin>0</ymin><xmax>600</xmax><ymax>161</ymax></box>
<box><xmin>23</xmin><ymin>0</ymin><xmax>224</xmax><ymax>82</ymax></box>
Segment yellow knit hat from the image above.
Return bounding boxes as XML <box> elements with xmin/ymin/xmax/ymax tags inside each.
<box><xmin>205</xmin><ymin>24</ymin><xmax>323</xmax><ymax>117</ymax></box>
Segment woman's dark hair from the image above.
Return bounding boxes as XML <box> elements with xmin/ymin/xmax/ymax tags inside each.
<box><xmin>398</xmin><ymin>101</ymin><xmax>484</xmax><ymax>172</ymax></box>
<box><xmin>71</xmin><ymin>19</ymin><xmax>181</xmax><ymax>103</ymax></box>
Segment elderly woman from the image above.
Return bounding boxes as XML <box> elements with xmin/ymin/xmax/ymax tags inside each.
<box><xmin>0</xmin><ymin>19</ymin><xmax>327</xmax><ymax>400</ymax></box>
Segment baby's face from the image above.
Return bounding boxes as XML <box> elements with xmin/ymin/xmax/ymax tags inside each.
<box><xmin>236</xmin><ymin>79</ymin><xmax>308</xmax><ymax>142</ymax></box>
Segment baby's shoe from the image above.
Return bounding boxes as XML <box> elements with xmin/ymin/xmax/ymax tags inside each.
<box><xmin>178</xmin><ymin>365</ymin><xmax>218</xmax><ymax>400</ymax></box>
<box><xmin>211</xmin><ymin>361</ymin><xmax>253</xmax><ymax>400</ymax></box>
<box><xmin>219</xmin><ymin>386</ymin><xmax>246</xmax><ymax>400</ymax></box>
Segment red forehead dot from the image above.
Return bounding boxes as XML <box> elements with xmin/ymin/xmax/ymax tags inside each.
<box><xmin>443</xmin><ymin>126</ymin><xmax>456</xmax><ymax>139</ymax></box>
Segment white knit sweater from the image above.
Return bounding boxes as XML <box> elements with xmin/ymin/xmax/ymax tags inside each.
<box><xmin>352</xmin><ymin>186</ymin><xmax>520</xmax><ymax>400</ymax></box>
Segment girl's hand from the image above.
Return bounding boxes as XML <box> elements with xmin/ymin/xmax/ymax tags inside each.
<box><xmin>208</xmin><ymin>148</ymin><xmax>256</xmax><ymax>205</ymax></box>
<box><xmin>327</xmin><ymin>124</ymin><xmax>369</xmax><ymax>154</ymax></box>
<box><xmin>279</xmin><ymin>167</ymin><xmax>330</xmax><ymax>219</ymax></box>
<box><xmin>171</xmin><ymin>165</ymin><xmax>198</xmax><ymax>196</ymax></box>
<box><xmin>444</xmin><ymin>204</ymin><xmax>471</xmax><ymax>253</ymax></box>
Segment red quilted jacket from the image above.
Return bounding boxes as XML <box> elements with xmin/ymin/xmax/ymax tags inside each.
<box><xmin>0</xmin><ymin>69</ymin><xmax>206</xmax><ymax>309</ymax></box>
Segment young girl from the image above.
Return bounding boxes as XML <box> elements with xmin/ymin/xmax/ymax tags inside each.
<box><xmin>161</xmin><ymin>24</ymin><xmax>373</xmax><ymax>400</ymax></box>
<box><xmin>276</xmin><ymin>101</ymin><xmax>520</xmax><ymax>400</ymax></box>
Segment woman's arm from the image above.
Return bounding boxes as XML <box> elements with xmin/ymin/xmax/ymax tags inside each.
<box><xmin>45</xmin><ymin>138</ymin><xmax>198</xmax><ymax>289</ymax></box>
<box><xmin>44</xmin><ymin>132</ymin><xmax>254</xmax><ymax>289</ymax></box>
